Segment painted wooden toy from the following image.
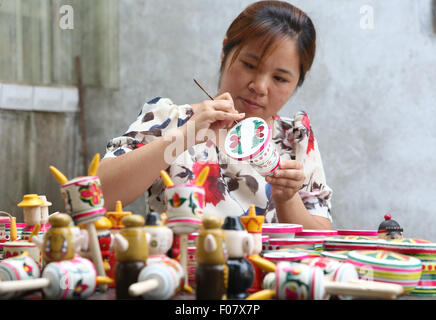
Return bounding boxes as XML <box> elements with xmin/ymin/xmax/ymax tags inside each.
<box><xmin>79</xmin><ymin>216</ymin><xmax>113</xmax><ymax>279</ymax></box>
<box><xmin>378</xmin><ymin>237</ymin><xmax>436</xmax><ymax>261</ymax></box>
<box><xmin>38</xmin><ymin>195</ymin><xmax>52</xmax><ymax>232</ymax></box>
<box><xmin>49</xmin><ymin>153</ymin><xmax>108</xmax><ymax>291</ymax></box>
<box><xmin>263</xmin><ymin>250</ymin><xmax>310</xmax><ymax>263</ymax></box>
<box><xmin>224</xmin><ymin>117</ymin><xmax>280</xmax><ymax>176</ymax></box>
<box><xmin>240</xmin><ymin>204</ymin><xmax>266</xmax><ymax>294</ymax></box>
<box><xmin>161</xmin><ymin>167</ymin><xmax>209</xmax><ymax>292</ymax></box>
<box><xmin>0</xmin><ymin>213</ymin><xmax>112</xmax><ymax>299</ymax></box>
<box><xmin>17</xmin><ymin>194</ymin><xmax>45</xmax><ymax>241</ymax></box>
<box><xmin>262</xmin><ymin>223</ymin><xmax>303</xmax><ymax>239</ymax></box>
<box><xmin>128</xmin><ymin>258</ymin><xmax>184</xmax><ymax>300</ymax></box>
<box><xmin>113</xmin><ymin>214</ymin><xmax>149</xmax><ymax>299</ymax></box>
<box><xmin>295</xmin><ymin>229</ymin><xmax>338</xmax><ymax>239</ymax></box>
<box><xmin>246</xmin><ymin>261</ymin><xmax>404</xmax><ymax>300</ymax></box>
<box><xmin>411</xmin><ymin>261</ymin><xmax>436</xmax><ymax>296</ymax></box>
<box><xmin>144</xmin><ymin>211</ymin><xmax>173</xmax><ymax>264</ymax></box>
<box><xmin>377</xmin><ymin>214</ymin><xmax>403</xmax><ymax>240</ymax></box>
<box><xmin>301</xmin><ymin>256</ymin><xmax>359</xmax><ymax>300</ymax></box>
<box><xmin>106</xmin><ymin>200</ymin><xmax>132</xmax><ymax>234</ymax></box>
<box><xmin>323</xmin><ymin>236</ymin><xmax>381</xmax><ymax>251</ymax></box>
<box><xmin>346</xmin><ymin>250</ymin><xmax>422</xmax><ymax>294</ymax></box>
<box><xmin>268</xmin><ymin>238</ymin><xmax>324</xmax><ymax>251</ymax></box>
<box><xmin>336</xmin><ymin>230</ymin><xmax>378</xmax><ymax>237</ymax></box>
<box><xmin>222</xmin><ymin>216</ymin><xmax>254</xmax><ymax>299</ymax></box>
<box><xmin>320</xmin><ymin>250</ymin><xmax>349</xmax><ymax>262</ymax></box>
<box><xmin>0</xmin><ymin>212</ymin><xmax>12</xmax><ymax>243</ymax></box>
<box><xmin>195</xmin><ymin>215</ymin><xmax>228</xmax><ymax>300</ymax></box>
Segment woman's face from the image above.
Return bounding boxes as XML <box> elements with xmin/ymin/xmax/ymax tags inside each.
<box><xmin>219</xmin><ymin>37</ymin><xmax>300</xmax><ymax>123</ymax></box>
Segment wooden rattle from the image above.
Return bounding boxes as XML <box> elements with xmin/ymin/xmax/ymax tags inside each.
<box><xmin>49</xmin><ymin>153</ymin><xmax>108</xmax><ymax>291</ymax></box>
<box><xmin>161</xmin><ymin>166</ymin><xmax>209</xmax><ymax>292</ymax></box>
<box><xmin>246</xmin><ymin>261</ymin><xmax>404</xmax><ymax>300</ymax></box>
<box><xmin>128</xmin><ymin>258</ymin><xmax>184</xmax><ymax>300</ymax></box>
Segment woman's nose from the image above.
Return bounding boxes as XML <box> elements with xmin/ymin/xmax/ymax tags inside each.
<box><xmin>248</xmin><ymin>75</ymin><xmax>268</xmax><ymax>96</ymax></box>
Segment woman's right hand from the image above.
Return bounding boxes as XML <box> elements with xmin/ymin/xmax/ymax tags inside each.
<box><xmin>186</xmin><ymin>92</ymin><xmax>245</xmax><ymax>144</ymax></box>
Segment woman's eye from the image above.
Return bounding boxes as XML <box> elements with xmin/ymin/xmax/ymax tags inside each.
<box><xmin>274</xmin><ymin>76</ymin><xmax>289</xmax><ymax>83</ymax></box>
<box><xmin>242</xmin><ymin>61</ymin><xmax>255</xmax><ymax>69</ymax></box>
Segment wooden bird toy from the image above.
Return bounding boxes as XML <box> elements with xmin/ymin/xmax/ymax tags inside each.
<box><xmin>113</xmin><ymin>214</ymin><xmax>149</xmax><ymax>299</ymax></box>
<box><xmin>246</xmin><ymin>260</ymin><xmax>404</xmax><ymax>300</ymax></box>
<box><xmin>195</xmin><ymin>215</ymin><xmax>228</xmax><ymax>300</ymax></box>
<box><xmin>222</xmin><ymin>216</ymin><xmax>254</xmax><ymax>299</ymax></box>
<box><xmin>161</xmin><ymin>166</ymin><xmax>209</xmax><ymax>292</ymax></box>
<box><xmin>0</xmin><ymin>214</ymin><xmax>112</xmax><ymax>299</ymax></box>
<box><xmin>49</xmin><ymin>153</ymin><xmax>108</xmax><ymax>291</ymax></box>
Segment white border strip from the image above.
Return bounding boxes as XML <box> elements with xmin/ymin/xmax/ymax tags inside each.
<box><xmin>0</xmin><ymin>83</ymin><xmax>78</xmax><ymax>112</ymax></box>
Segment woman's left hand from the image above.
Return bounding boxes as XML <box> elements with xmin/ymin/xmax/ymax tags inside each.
<box><xmin>266</xmin><ymin>159</ymin><xmax>305</xmax><ymax>204</ymax></box>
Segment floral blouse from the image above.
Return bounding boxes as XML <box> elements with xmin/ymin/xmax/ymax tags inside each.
<box><xmin>104</xmin><ymin>97</ymin><xmax>333</xmax><ymax>223</ymax></box>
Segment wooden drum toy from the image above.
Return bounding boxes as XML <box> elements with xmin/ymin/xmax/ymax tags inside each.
<box><xmin>224</xmin><ymin>117</ymin><xmax>280</xmax><ymax>176</ymax></box>
<box><xmin>295</xmin><ymin>229</ymin><xmax>338</xmax><ymax>239</ymax></box>
<box><xmin>411</xmin><ymin>261</ymin><xmax>436</xmax><ymax>296</ymax></box>
<box><xmin>323</xmin><ymin>236</ymin><xmax>380</xmax><ymax>251</ymax></box>
<box><xmin>346</xmin><ymin>250</ymin><xmax>422</xmax><ymax>294</ymax></box>
<box><xmin>0</xmin><ymin>254</ymin><xmax>41</xmax><ymax>299</ymax></box>
<box><xmin>378</xmin><ymin>238</ymin><xmax>436</xmax><ymax>261</ymax></box>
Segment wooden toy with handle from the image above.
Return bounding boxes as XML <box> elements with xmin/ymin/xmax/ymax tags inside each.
<box><xmin>246</xmin><ymin>261</ymin><xmax>403</xmax><ymax>300</ymax></box>
<box><xmin>49</xmin><ymin>153</ymin><xmax>109</xmax><ymax>291</ymax></box>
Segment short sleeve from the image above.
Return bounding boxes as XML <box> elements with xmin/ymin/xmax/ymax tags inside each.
<box><xmin>103</xmin><ymin>97</ymin><xmax>193</xmax><ymax>159</ymax></box>
<box><xmin>273</xmin><ymin>111</ymin><xmax>333</xmax><ymax>222</ymax></box>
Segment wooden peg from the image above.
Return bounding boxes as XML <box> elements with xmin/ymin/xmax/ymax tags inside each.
<box><xmin>49</xmin><ymin>166</ymin><xmax>68</xmax><ymax>185</ymax></box>
<box><xmin>88</xmin><ymin>153</ymin><xmax>100</xmax><ymax>176</ymax></box>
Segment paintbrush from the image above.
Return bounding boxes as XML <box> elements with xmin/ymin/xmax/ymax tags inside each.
<box><xmin>193</xmin><ymin>79</ymin><xmax>239</xmax><ymax>126</ymax></box>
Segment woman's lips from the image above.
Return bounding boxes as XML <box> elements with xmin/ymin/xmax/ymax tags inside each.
<box><xmin>239</xmin><ymin>97</ymin><xmax>264</xmax><ymax>111</ymax></box>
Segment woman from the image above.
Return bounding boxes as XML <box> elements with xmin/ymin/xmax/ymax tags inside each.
<box><xmin>98</xmin><ymin>1</ymin><xmax>332</xmax><ymax>229</ymax></box>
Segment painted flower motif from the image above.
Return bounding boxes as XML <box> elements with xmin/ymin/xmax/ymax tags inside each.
<box><xmin>79</xmin><ymin>182</ymin><xmax>102</xmax><ymax>207</ymax></box>
<box><xmin>191</xmin><ymin>161</ymin><xmax>225</xmax><ymax>207</ymax></box>
<box><xmin>256</xmin><ymin>125</ymin><xmax>264</xmax><ymax>138</ymax></box>
<box><xmin>301</xmin><ymin>113</ymin><xmax>315</xmax><ymax>155</ymax></box>
<box><xmin>73</xmin><ymin>280</ymin><xmax>89</xmax><ymax>297</ymax></box>
<box><xmin>229</xmin><ymin>135</ymin><xmax>239</xmax><ymax>149</ymax></box>
<box><xmin>169</xmin><ymin>193</ymin><xmax>186</xmax><ymax>208</ymax></box>
<box><xmin>23</xmin><ymin>262</ymin><xmax>33</xmax><ymax>276</ymax></box>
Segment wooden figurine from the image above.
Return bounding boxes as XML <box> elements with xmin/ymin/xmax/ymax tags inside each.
<box><xmin>0</xmin><ymin>213</ymin><xmax>112</xmax><ymax>299</ymax></box>
<box><xmin>378</xmin><ymin>214</ymin><xmax>403</xmax><ymax>240</ymax></box>
<box><xmin>106</xmin><ymin>200</ymin><xmax>132</xmax><ymax>235</ymax></box>
<box><xmin>38</xmin><ymin>195</ymin><xmax>52</xmax><ymax>232</ymax></box>
<box><xmin>144</xmin><ymin>211</ymin><xmax>173</xmax><ymax>264</ymax></box>
<box><xmin>161</xmin><ymin>166</ymin><xmax>209</xmax><ymax>292</ymax></box>
<box><xmin>222</xmin><ymin>216</ymin><xmax>254</xmax><ymax>299</ymax></box>
<box><xmin>17</xmin><ymin>194</ymin><xmax>45</xmax><ymax>241</ymax></box>
<box><xmin>246</xmin><ymin>261</ymin><xmax>404</xmax><ymax>300</ymax></box>
<box><xmin>49</xmin><ymin>153</ymin><xmax>108</xmax><ymax>291</ymax></box>
<box><xmin>195</xmin><ymin>215</ymin><xmax>228</xmax><ymax>300</ymax></box>
<box><xmin>113</xmin><ymin>214</ymin><xmax>149</xmax><ymax>299</ymax></box>
<box><xmin>240</xmin><ymin>204</ymin><xmax>265</xmax><ymax>293</ymax></box>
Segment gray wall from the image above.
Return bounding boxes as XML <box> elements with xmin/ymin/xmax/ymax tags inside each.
<box><xmin>85</xmin><ymin>0</ymin><xmax>436</xmax><ymax>240</ymax></box>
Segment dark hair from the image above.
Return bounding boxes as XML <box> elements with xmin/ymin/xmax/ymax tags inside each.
<box><xmin>220</xmin><ymin>1</ymin><xmax>316</xmax><ymax>87</ymax></box>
